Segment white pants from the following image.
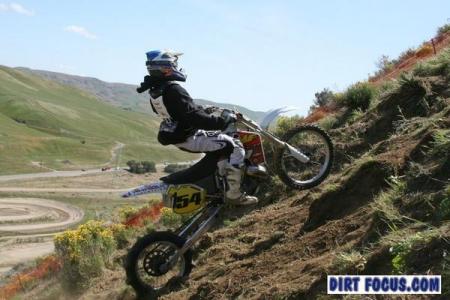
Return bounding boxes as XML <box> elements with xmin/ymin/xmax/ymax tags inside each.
<box><xmin>175</xmin><ymin>130</ymin><xmax>245</xmax><ymax>166</ymax></box>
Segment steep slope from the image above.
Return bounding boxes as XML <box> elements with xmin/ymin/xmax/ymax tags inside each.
<box><xmin>168</xmin><ymin>50</ymin><xmax>450</xmax><ymax>299</ymax></box>
<box><xmin>156</xmin><ymin>50</ymin><xmax>450</xmax><ymax>299</ymax></box>
<box><xmin>16</xmin><ymin>68</ymin><xmax>266</xmax><ymax>121</ymax></box>
<box><xmin>10</xmin><ymin>45</ymin><xmax>450</xmax><ymax>300</ymax></box>
<box><xmin>0</xmin><ymin>66</ymin><xmax>194</xmax><ymax>174</ymax></box>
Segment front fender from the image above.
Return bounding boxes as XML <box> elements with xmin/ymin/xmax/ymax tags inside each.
<box><xmin>259</xmin><ymin>106</ymin><xmax>298</xmax><ymax>130</ymax></box>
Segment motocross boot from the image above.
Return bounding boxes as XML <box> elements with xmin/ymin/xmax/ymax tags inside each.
<box><xmin>224</xmin><ymin>165</ymin><xmax>258</xmax><ymax>206</ymax></box>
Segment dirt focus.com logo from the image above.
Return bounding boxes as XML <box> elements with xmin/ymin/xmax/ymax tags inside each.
<box><xmin>327</xmin><ymin>275</ymin><xmax>441</xmax><ymax>295</ymax></box>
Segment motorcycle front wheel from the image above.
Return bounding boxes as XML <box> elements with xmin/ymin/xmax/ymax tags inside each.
<box><xmin>125</xmin><ymin>231</ymin><xmax>193</xmax><ymax>299</ymax></box>
<box><xmin>275</xmin><ymin>125</ymin><xmax>333</xmax><ymax>190</ymax></box>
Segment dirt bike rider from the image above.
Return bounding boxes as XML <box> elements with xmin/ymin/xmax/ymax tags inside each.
<box><xmin>137</xmin><ymin>49</ymin><xmax>258</xmax><ymax>206</ymax></box>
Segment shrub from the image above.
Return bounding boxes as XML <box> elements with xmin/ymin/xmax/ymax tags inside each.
<box><xmin>437</xmin><ymin>23</ymin><xmax>450</xmax><ymax>36</ymax></box>
<box><xmin>347</xmin><ymin>108</ymin><xmax>364</xmax><ymax>124</ymax></box>
<box><xmin>317</xmin><ymin>114</ymin><xmax>338</xmax><ymax>130</ymax></box>
<box><xmin>430</xmin><ymin>129</ymin><xmax>450</xmax><ymax>156</ymax></box>
<box><xmin>371</xmin><ymin>177</ymin><xmax>406</xmax><ymax>227</ymax></box>
<box><xmin>0</xmin><ymin>255</ymin><xmax>61</xmax><ymax>299</ymax></box>
<box><xmin>312</xmin><ymin>88</ymin><xmax>335</xmax><ymax>109</ymax></box>
<box><xmin>379</xmin><ymin>80</ymin><xmax>399</xmax><ymax>95</ymax></box>
<box><xmin>126</xmin><ymin>160</ymin><xmax>156</xmax><ymax>174</ymax></box>
<box><xmin>54</xmin><ymin>221</ymin><xmax>116</xmax><ymax>290</ymax></box>
<box><xmin>390</xmin><ymin>231</ymin><xmax>438</xmax><ymax>274</ymax></box>
<box><xmin>110</xmin><ymin>223</ymin><xmax>132</xmax><ymax>249</ymax></box>
<box><xmin>118</xmin><ymin>205</ymin><xmax>139</xmax><ymax>222</ymax></box>
<box><xmin>342</xmin><ymin>82</ymin><xmax>376</xmax><ymax>111</ymax></box>
<box><xmin>273</xmin><ymin>115</ymin><xmax>303</xmax><ymax>137</ymax></box>
<box><xmin>375</xmin><ymin>55</ymin><xmax>395</xmax><ymax>75</ymax></box>
<box><xmin>160</xmin><ymin>207</ymin><xmax>181</xmax><ymax>227</ymax></box>
<box><xmin>142</xmin><ymin>161</ymin><xmax>156</xmax><ymax>172</ymax></box>
<box><xmin>145</xmin><ymin>222</ymin><xmax>156</xmax><ymax>234</ymax></box>
<box><xmin>413</xmin><ymin>48</ymin><xmax>450</xmax><ymax>78</ymax></box>
<box><xmin>122</xmin><ymin>202</ymin><xmax>164</xmax><ymax>227</ymax></box>
<box><xmin>126</xmin><ymin>160</ymin><xmax>137</xmax><ymax>172</ymax></box>
<box><xmin>396</xmin><ymin>48</ymin><xmax>416</xmax><ymax>64</ymax></box>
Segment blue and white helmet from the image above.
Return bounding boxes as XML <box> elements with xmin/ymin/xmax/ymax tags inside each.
<box><xmin>145</xmin><ymin>49</ymin><xmax>186</xmax><ymax>82</ymax></box>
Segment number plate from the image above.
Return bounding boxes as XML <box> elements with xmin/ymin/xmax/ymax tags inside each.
<box><xmin>167</xmin><ymin>184</ymin><xmax>206</xmax><ymax>214</ymax></box>
<box><xmin>238</xmin><ymin>131</ymin><xmax>266</xmax><ymax>164</ymax></box>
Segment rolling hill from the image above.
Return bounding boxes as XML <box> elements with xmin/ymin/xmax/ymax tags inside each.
<box><xmin>0</xmin><ymin>66</ymin><xmax>196</xmax><ymax>175</ymax></box>
<box><xmin>17</xmin><ymin>68</ymin><xmax>266</xmax><ymax>122</ymax></box>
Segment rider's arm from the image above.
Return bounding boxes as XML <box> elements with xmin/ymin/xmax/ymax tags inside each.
<box><xmin>149</xmin><ymin>101</ymin><xmax>158</xmax><ymax>114</ymax></box>
<box><xmin>164</xmin><ymin>85</ymin><xmax>227</xmax><ymax>130</ymax></box>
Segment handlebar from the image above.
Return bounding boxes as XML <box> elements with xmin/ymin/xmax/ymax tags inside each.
<box><xmin>137</xmin><ymin>79</ymin><xmax>151</xmax><ymax>93</ymax></box>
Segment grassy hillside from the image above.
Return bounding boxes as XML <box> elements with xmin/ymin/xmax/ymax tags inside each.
<box><xmin>0</xmin><ymin>66</ymin><xmax>195</xmax><ymax>174</ymax></box>
<box><xmin>158</xmin><ymin>48</ymin><xmax>449</xmax><ymax>299</ymax></box>
<box><xmin>17</xmin><ymin>68</ymin><xmax>266</xmax><ymax>121</ymax></box>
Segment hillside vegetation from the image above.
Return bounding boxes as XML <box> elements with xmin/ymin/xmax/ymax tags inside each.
<box><xmin>17</xmin><ymin>68</ymin><xmax>266</xmax><ymax>122</ymax></box>
<box><xmin>7</xmin><ymin>44</ymin><xmax>450</xmax><ymax>300</ymax></box>
<box><xmin>0</xmin><ymin>66</ymin><xmax>194</xmax><ymax>174</ymax></box>
<box><xmin>164</xmin><ymin>48</ymin><xmax>450</xmax><ymax>299</ymax></box>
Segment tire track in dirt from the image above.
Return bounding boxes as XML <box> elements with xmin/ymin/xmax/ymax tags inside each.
<box><xmin>0</xmin><ymin>198</ymin><xmax>84</xmax><ymax>276</ymax></box>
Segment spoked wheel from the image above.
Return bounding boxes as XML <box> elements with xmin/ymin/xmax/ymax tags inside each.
<box><xmin>275</xmin><ymin>125</ymin><xmax>333</xmax><ymax>189</ymax></box>
<box><xmin>125</xmin><ymin>231</ymin><xmax>192</xmax><ymax>299</ymax></box>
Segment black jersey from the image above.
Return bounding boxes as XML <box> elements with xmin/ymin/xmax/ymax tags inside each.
<box><xmin>150</xmin><ymin>83</ymin><xmax>226</xmax><ymax>145</ymax></box>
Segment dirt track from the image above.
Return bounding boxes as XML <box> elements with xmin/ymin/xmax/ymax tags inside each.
<box><xmin>0</xmin><ymin>198</ymin><xmax>84</xmax><ymax>276</ymax></box>
<box><xmin>0</xmin><ymin>169</ymin><xmax>117</xmax><ymax>183</ymax></box>
<box><xmin>0</xmin><ymin>187</ymin><xmax>128</xmax><ymax>193</ymax></box>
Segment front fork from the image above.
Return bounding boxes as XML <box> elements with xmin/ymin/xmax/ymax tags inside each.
<box><xmin>159</xmin><ymin>204</ymin><xmax>223</xmax><ymax>273</ymax></box>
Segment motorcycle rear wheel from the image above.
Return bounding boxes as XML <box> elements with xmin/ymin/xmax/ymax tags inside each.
<box><xmin>125</xmin><ymin>231</ymin><xmax>193</xmax><ymax>299</ymax></box>
<box><xmin>275</xmin><ymin>125</ymin><xmax>333</xmax><ymax>190</ymax></box>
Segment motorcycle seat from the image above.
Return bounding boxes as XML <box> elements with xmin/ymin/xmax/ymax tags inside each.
<box><xmin>160</xmin><ymin>153</ymin><xmax>219</xmax><ymax>185</ymax></box>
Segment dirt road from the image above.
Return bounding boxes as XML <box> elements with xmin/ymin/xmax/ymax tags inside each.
<box><xmin>0</xmin><ymin>142</ymin><xmax>126</xmax><ymax>183</ymax></box>
<box><xmin>0</xmin><ymin>169</ymin><xmax>118</xmax><ymax>183</ymax></box>
<box><xmin>0</xmin><ymin>198</ymin><xmax>84</xmax><ymax>276</ymax></box>
<box><xmin>0</xmin><ymin>187</ymin><xmax>129</xmax><ymax>193</ymax></box>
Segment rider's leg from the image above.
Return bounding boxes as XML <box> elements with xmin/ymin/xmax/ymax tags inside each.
<box><xmin>175</xmin><ymin>130</ymin><xmax>257</xmax><ymax>205</ymax></box>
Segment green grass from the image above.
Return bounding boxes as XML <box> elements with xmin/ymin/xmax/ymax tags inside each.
<box><xmin>389</xmin><ymin>229</ymin><xmax>440</xmax><ymax>274</ymax></box>
<box><xmin>370</xmin><ymin>176</ymin><xmax>407</xmax><ymax>227</ymax></box>
<box><xmin>342</xmin><ymin>81</ymin><xmax>377</xmax><ymax>111</ymax></box>
<box><xmin>413</xmin><ymin>47</ymin><xmax>450</xmax><ymax>78</ymax></box>
<box><xmin>0</xmin><ymin>66</ymin><xmax>195</xmax><ymax>174</ymax></box>
<box><xmin>333</xmin><ymin>250</ymin><xmax>367</xmax><ymax>273</ymax></box>
<box><xmin>430</xmin><ymin>129</ymin><xmax>450</xmax><ymax>156</ymax></box>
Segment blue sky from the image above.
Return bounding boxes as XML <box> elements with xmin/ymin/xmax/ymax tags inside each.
<box><xmin>1</xmin><ymin>1</ymin><xmax>449</xmax><ymax>114</ymax></box>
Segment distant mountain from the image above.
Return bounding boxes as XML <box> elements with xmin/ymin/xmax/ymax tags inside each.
<box><xmin>17</xmin><ymin>68</ymin><xmax>266</xmax><ymax>121</ymax></box>
<box><xmin>0</xmin><ymin>66</ymin><xmax>195</xmax><ymax>174</ymax></box>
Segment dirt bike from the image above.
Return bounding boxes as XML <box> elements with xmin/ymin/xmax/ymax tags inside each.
<box><xmin>121</xmin><ymin>107</ymin><xmax>333</xmax><ymax>298</ymax></box>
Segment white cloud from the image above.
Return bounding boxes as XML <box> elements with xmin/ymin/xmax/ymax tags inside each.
<box><xmin>0</xmin><ymin>2</ymin><xmax>34</xmax><ymax>16</ymax></box>
<box><xmin>64</xmin><ymin>25</ymin><xmax>97</xmax><ymax>40</ymax></box>
<box><xmin>10</xmin><ymin>2</ymin><xmax>34</xmax><ymax>15</ymax></box>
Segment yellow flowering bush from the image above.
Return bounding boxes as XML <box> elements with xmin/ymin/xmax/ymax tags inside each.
<box><xmin>118</xmin><ymin>205</ymin><xmax>139</xmax><ymax>222</ymax></box>
<box><xmin>160</xmin><ymin>207</ymin><xmax>181</xmax><ymax>228</ymax></box>
<box><xmin>54</xmin><ymin>220</ymin><xmax>116</xmax><ymax>289</ymax></box>
<box><xmin>110</xmin><ymin>223</ymin><xmax>132</xmax><ymax>249</ymax></box>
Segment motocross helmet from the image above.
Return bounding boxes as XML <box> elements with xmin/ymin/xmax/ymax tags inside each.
<box><xmin>145</xmin><ymin>49</ymin><xmax>186</xmax><ymax>82</ymax></box>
